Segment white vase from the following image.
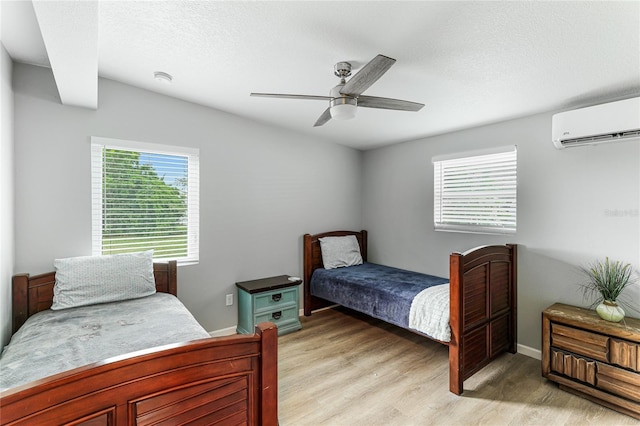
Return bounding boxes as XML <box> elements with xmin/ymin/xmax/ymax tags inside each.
<box><xmin>595</xmin><ymin>300</ymin><xmax>625</xmax><ymax>322</ymax></box>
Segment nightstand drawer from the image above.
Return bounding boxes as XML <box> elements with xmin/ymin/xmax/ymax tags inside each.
<box><xmin>551</xmin><ymin>323</ymin><xmax>609</xmax><ymax>362</ymax></box>
<box><xmin>255</xmin><ymin>305</ymin><xmax>298</xmax><ymax>325</ymax></box>
<box><xmin>254</xmin><ymin>288</ymin><xmax>297</xmax><ymax>311</ymax></box>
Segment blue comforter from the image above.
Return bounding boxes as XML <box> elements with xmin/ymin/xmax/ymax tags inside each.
<box><xmin>310</xmin><ymin>262</ymin><xmax>448</xmax><ymax>329</ymax></box>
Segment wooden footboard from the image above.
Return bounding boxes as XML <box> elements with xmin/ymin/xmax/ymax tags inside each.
<box><xmin>449</xmin><ymin>244</ymin><xmax>517</xmax><ymax>395</ymax></box>
<box><xmin>303</xmin><ymin>230</ymin><xmax>517</xmax><ymax>395</ymax></box>
<box><xmin>4</xmin><ymin>260</ymin><xmax>279</xmax><ymax>425</ymax></box>
<box><xmin>0</xmin><ymin>323</ymin><xmax>278</xmax><ymax>425</ymax></box>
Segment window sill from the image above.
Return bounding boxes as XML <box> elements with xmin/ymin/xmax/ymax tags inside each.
<box><xmin>434</xmin><ymin>226</ymin><xmax>516</xmax><ymax>236</ymax></box>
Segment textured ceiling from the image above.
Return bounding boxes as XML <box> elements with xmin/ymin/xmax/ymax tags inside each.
<box><xmin>2</xmin><ymin>1</ymin><xmax>639</xmax><ymax>150</ymax></box>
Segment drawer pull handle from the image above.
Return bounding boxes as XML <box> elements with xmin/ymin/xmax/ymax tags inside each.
<box><xmin>271</xmin><ymin>293</ymin><xmax>282</xmax><ymax>302</ymax></box>
<box><xmin>272</xmin><ymin>311</ymin><xmax>282</xmax><ymax>320</ymax></box>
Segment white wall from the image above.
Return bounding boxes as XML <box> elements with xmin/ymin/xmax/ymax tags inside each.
<box><xmin>363</xmin><ymin>111</ymin><xmax>640</xmax><ymax>351</ymax></box>
<box><xmin>0</xmin><ymin>45</ymin><xmax>15</xmax><ymax>347</ymax></box>
<box><xmin>12</xmin><ymin>63</ymin><xmax>362</xmax><ymax>332</ymax></box>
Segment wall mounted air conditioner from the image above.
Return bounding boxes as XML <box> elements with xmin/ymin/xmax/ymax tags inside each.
<box><xmin>552</xmin><ymin>97</ymin><xmax>640</xmax><ymax>149</ymax></box>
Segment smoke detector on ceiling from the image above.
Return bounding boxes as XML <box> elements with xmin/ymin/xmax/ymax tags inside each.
<box><xmin>154</xmin><ymin>71</ymin><xmax>173</xmax><ymax>84</ymax></box>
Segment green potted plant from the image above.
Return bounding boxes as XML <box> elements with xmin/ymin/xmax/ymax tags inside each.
<box><xmin>579</xmin><ymin>257</ymin><xmax>636</xmax><ymax>322</ymax></box>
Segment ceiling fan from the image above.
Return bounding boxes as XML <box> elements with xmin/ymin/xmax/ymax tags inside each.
<box><xmin>250</xmin><ymin>54</ymin><xmax>424</xmax><ymax>127</ymax></box>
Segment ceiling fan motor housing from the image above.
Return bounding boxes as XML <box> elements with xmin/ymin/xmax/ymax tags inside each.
<box><xmin>334</xmin><ymin>61</ymin><xmax>352</xmax><ymax>79</ymax></box>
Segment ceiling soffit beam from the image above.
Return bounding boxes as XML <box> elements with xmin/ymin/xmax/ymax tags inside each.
<box><xmin>32</xmin><ymin>0</ymin><xmax>98</xmax><ymax>109</ymax></box>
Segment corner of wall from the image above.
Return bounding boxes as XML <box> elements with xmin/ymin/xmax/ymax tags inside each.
<box><xmin>0</xmin><ymin>43</ymin><xmax>16</xmax><ymax>348</ymax></box>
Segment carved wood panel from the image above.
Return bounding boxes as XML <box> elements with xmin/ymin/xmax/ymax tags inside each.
<box><xmin>70</xmin><ymin>407</ymin><xmax>116</xmax><ymax>426</ymax></box>
<box><xmin>490</xmin><ymin>261</ymin><xmax>510</xmax><ymax>315</ymax></box>
<box><xmin>610</xmin><ymin>338</ymin><xmax>639</xmax><ymax>372</ymax></box>
<box><xmin>490</xmin><ymin>314</ymin><xmax>510</xmax><ymax>358</ymax></box>
<box><xmin>462</xmin><ymin>325</ymin><xmax>488</xmax><ymax>376</ymax></box>
<box><xmin>463</xmin><ymin>264</ymin><xmax>488</xmax><ymax>328</ymax></box>
<box><xmin>134</xmin><ymin>376</ymin><xmax>250</xmax><ymax>425</ymax></box>
<box><xmin>550</xmin><ymin>350</ymin><xmax>596</xmax><ymax>385</ymax></box>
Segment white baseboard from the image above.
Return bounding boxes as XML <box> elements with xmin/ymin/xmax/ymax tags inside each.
<box><xmin>208</xmin><ymin>326</ymin><xmax>237</xmax><ymax>337</ymax></box>
<box><xmin>517</xmin><ymin>343</ymin><xmax>541</xmax><ymax>360</ymax></box>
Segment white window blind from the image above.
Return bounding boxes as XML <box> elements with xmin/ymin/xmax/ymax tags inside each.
<box><xmin>433</xmin><ymin>146</ymin><xmax>517</xmax><ymax>234</ymax></box>
<box><xmin>91</xmin><ymin>137</ymin><xmax>199</xmax><ymax>264</ymax></box>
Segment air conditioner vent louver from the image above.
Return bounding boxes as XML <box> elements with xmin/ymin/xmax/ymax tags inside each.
<box><xmin>552</xmin><ymin>97</ymin><xmax>640</xmax><ymax>149</ymax></box>
<box><xmin>560</xmin><ymin>129</ymin><xmax>640</xmax><ymax>146</ymax></box>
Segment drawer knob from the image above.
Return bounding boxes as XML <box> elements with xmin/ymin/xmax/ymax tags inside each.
<box><xmin>271</xmin><ymin>293</ymin><xmax>282</xmax><ymax>302</ymax></box>
<box><xmin>272</xmin><ymin>311</ymin><xmax>282</xmax><ymax>320</ymax></box>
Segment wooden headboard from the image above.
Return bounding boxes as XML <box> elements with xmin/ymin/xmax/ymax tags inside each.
<box><xmin>11</xmin><ymin>261</ymin><xmax>177</xmax><ymax>334</ymax></box>
<box><xmin>303</xmin><ymin>230</ymin><xmax>368</xmax><ymax>315</ymax></box>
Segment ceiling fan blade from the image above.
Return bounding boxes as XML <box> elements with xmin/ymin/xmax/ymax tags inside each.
<box><xmin>340</xmin><ymin>54</ymin><xmax>396</xmax><ymax>96</ymax></box>
<box><xmin>357</xmin><ymin>95</ymin><xmax>424</xmax><ymax>112</ymax></box>
<box><xmin>250</xmin><ymin>93</ymin><xmax>331</xmax><ymax>101</ymax></box>
<box><xmin>313</xmin><ymin>107</ymin><xmax>332</xmax><ymax>127</ymax></box>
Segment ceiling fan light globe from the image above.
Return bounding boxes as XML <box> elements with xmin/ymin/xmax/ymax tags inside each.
<box><xmin>330</xmin><ymin>103</ymin><xmax>357</xmax><ymax>120</ymax></box>
<box><xmin>329</xmin><ymin>89</ymin><xmax>357</xmax><ymax>120</ymax></box>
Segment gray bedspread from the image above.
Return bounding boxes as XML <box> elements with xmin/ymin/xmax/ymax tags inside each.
<box><xmin>310</xmin><ymin>262</ymin><xmax>448</xmax><ymax>329</ymax></box>
<box><xmin>0</xmin><ymin>293</ymin><xmax>210</xmax><ymax>391</ymax></box>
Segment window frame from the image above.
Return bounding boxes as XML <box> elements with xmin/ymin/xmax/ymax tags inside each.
<box><xmin>91</xmin><ymin>137</ymin><xmax>199</xmax><ymax>265</ymax></box>
<box><xmin>432</xmin><ymin>145</ymin><xmax>517</xmax><ymax>235</ymax></box>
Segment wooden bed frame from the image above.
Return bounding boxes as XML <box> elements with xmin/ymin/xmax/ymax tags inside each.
<box><xmin>303</xmin><ymin>230</ymin><xmax>517</xmax><ymax>395</ymax></box>
<box><xmin>1</xmin><ymin>261</ymin><xmax>278</xmax><ymax>425</ymax></box>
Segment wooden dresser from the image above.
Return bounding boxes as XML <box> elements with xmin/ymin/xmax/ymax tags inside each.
<box><xmin>542</xmin><ymin>303</ymin><xmax>640</xmax><ymax>419</ymax></box>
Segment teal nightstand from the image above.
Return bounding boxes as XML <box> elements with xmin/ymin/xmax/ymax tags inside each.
<box><xmin>236</xmin><ymin>275</ymin><xmax>302</xmax><ymax>336</ymax></box>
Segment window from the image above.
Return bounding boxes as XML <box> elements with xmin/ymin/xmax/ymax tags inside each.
<box><xmin>91</xmin><ymin>137</ymin><xmax>199</xmax><ymax>264</ymax></box>
<box><xmin>433</xmin><ymin>146</ymin><xmax>517</xmax><ymax>234</ymax></box>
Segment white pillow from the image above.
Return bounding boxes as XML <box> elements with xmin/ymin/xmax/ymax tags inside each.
<box><xmin>51</xmin><ymin>250</ymin><xmax>156</xmax><ymax>310</ymax></box>
<box><xmin>319</xmin><ymin>235</ymin><xmax>363</xmax><ymax>269</ymax></box>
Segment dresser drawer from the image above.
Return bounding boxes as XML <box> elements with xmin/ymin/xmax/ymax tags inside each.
<box><xmin>550</xmin><ymin>349</ymin><xmax>596</xmax><ymax>385</ymax></box>
<box><xmin>254</xmin><ymin>288</ymin><xmax>297</xmax><ymax>311</ymax></box>
<box><xmin>597</xmin><ymin>362</ymin><xmax>640</xmax><ymax>402</ymax></box>
<box><xmin>255</xmin><ymin>305</ymin><xmax>299</xmax><ymax>327</ymax></box>
<box><xmin>551</xmin><ymin>323</ymin><xmax>609</xmax><ymax>362</ymax></box>
<box><xmin>610</xmin><ymin>338</ymin><xmax>640</xmax><ymax>372</ymax></box>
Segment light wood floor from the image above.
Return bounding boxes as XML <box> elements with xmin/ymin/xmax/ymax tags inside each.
<box><xmin>277</xmin><ymin>307</ymin><xmax>637</xmax><ymax>425</ymax></box>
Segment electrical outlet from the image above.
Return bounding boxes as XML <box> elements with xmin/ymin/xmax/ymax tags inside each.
<box><xmin>226</xmin><ymin>294</ymin><xmax>233</xmax><ymax>306</ymax></box>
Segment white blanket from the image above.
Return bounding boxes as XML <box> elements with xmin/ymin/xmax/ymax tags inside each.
<box><xmin>408</xmin><ymin>283</ymin><xmax>451</xmax><ymax>342</ymax></box>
